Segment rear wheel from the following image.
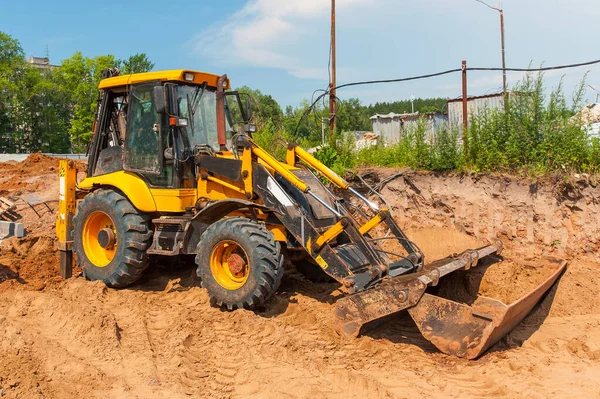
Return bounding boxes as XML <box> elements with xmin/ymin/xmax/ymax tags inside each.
<box><xmin>73</xmin><ymin>189</ymin><xmax>152</xmax><ymax>287</ymax></box>
<box><xmin>195</xmin><ymin>217</ymin><xmax>284</xmax><ymax>310</ymax></box>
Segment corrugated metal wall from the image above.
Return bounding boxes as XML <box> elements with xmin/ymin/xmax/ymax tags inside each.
<box><xmin>371</xmin><ymin>117</ymin><xmax>402</xmax><ymax>144</ymax></box>
<box><xmin>371</xmin><ymin>113</ymin><xmax>449</xmax><ymax>145</ymax></box>
<box><xmin>448</xmin><ymin>95</ymin><xmax>505</xmax><ymax>134</ymax></box>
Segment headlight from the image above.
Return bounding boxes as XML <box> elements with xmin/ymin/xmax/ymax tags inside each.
<box><xmin>184</xmin><ymin>72</ymin><xmax>194</xmax><ymax>81</ymax></box>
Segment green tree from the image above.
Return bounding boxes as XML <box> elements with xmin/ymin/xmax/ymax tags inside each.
<box><xmin>0</xmin><ymin>31</ymin><xmax>24</xmax><ymax>76</ymax></box>
<box><xmin>335</xmin><ymin>98</ymin><xmax>371</xmax><ymax>133</ymax></box>
<box><xmin>235</xmin><ymin>85</ymin><xmax>283</xmax><ymax>126</ymax></box>
<box><xmin>0</xmin><ymin>32</ymin><xmax>26</xmax><ymax>152</ymax></box>
<box><xmin>118</xmin><ymin>53</ymin><xmax>154</xmax><ymax>74</ymax></box>
<box><xmin>55</xmin><ymin>52</ymin><xmax>118</xmax><ymax>151</ymax></box>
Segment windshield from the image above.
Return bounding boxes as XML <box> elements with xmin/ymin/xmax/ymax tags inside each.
<box><xmin>176</xmin><ymin>85</ymin><xmax>220</xmax><ymax>150</ymax></box>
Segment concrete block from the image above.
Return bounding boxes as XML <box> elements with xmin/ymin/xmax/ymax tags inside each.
<box><xmin>0</xmin><ymin>221</ymin><xmax>24</xmax><ymax>239</ymax></box>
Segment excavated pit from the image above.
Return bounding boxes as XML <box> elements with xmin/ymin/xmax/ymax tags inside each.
<box><xmin>0</xmin><ymin>156</ymin><xmax>598</xmax><ymax>398</ymax></box>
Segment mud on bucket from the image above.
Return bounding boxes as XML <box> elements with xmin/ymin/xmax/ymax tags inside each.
<box><xmin>407</xmin><ymin>255</ymin><xmax>567</xmax><ymax>359</ymax></box>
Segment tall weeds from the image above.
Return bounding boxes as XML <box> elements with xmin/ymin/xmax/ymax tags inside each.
<box><xmin>345</xmin><ymin>73</ymin><xmax>598</xmax><ymax>175</ymax></box>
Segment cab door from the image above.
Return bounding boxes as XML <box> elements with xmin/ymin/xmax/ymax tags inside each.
<box><xmin>124</xmin><ymin>83</ymin><xmax>173</xmax><ymax>187</ymax></box>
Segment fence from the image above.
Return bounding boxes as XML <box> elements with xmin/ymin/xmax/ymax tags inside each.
<box><xmin>0</xmin><ymin>153</ymin><xmax>87</xmax><ymax>163</ymax></box>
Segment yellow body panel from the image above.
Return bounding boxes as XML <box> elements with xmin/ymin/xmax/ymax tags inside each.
<box><xmin>78</xmin><ymin>171</ymin><xmax>157</xmax><ymax>212</ymax></box>
<box><xmin>197</xmin><ymin>172</ymin><xmax>248</xmax><ymax>202</ymax></box>
<box><xmin>267</xmin><ymin>225</ymin><xmax>287</xmax><ymax>242</ymax></box>
<box><xmin>150</xmin><ymin>188</ymin><xmax>197</xmax><ymax>212</ymax></box>
<box><xmin>204</xmin><ymin>175</ymin><xmax>245</xmax><ymax>195</ymax></box>
<box><xmin>98</xmin><ymin>70</ymin><xmax>230</xmax><ymax>90</ymax></box>
<box><xmin>56</xmin><ymin>160</ymin><xmax>77</xmax><ymax>250</ymax></box>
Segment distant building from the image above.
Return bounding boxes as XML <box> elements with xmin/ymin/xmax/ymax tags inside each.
<box><xmin>447</xmin><ymin>92</ymin><xmax>506</xmax><ymax>133</ymax></box>
<box><xmin>26</xmin><ymin>56</ymin><xmax>58</xmax><ymax>70</ymax></box>
<box><xmin>573</xmin><ymin>103</ymin><xmax>600</xmax><ymax>141</ymax></box>
<box><xmin>370</xmin><ymin>111</ymin><xmax>448</xmax><ymax>145</ymax></box>
<box><xmin>399</xmin><ymin>112</ymin><xmax>449</xmax><ymax>144</ymax></box>
<box><xmin>370</xmin><ymin>112</ymin><xmax>412</xmax><ymax>144</ymax></box>
<box><xmin>348</xmin><ymin>131</ymin><xmax>379</xmax><ymax>149</ymax></box>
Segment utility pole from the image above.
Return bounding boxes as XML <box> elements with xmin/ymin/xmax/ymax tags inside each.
<box><xmin>499</xmin><ymin>8</ymin><xmax>506</xmax><ymax>94</ymax></box>
<box><xmin>476</xmin><ymin>1</ymin><xmax>506</xmax><ymax>94</ymax></box>
<box><xmin>329</xmin><ymin>0</ymin><xmax>337</xmax><ymax>139</ymax></box>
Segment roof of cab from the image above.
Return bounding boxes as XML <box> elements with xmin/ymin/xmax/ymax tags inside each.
<box><xmin>97</xmin><ymin>69</ymin><xmax>230</xmax><ymax>89</ymax></box>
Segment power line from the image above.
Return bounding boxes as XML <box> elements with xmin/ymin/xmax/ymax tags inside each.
<box><xmin>470</xmin><ymin>58</ymin><xmax>600</xmax><ymax>72</ymax></box>
<box><xmin>335</xmin><ymin>59</ymin><xmax>600</xmax><ymax>91</ymax></box>
<box><xmin>293</xmin><ymin>58</ymin><xmax>600</xmax><ymax>137</ymax></box>
<box><xmin>334</xmin><ymin>68</ymin><xmax>462</xmax><ymax>91</ymax></box>
<box><xmin>475</xmin><ymin>0</ymin><xmax>501</xmax><ymax>12</ymax></box>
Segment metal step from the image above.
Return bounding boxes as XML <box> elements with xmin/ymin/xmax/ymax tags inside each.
<box><xmin>147</xmin><ymin>217</ymin><xmax>190</xmax><ymax>256</ymax></box>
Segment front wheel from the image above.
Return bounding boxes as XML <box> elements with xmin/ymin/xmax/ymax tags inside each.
<box><xmin>73</xmin><ymin>189</ymin><xmax>152</xmax><ymax>287</ymax></box>
<box><xmin>195</xmin><ymin>217</ymin><xmax>284</xmax><ymax>310</ymax></box>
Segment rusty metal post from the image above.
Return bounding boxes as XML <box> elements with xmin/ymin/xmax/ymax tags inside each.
<box><xmin>462</xmin><ymin>60</ymin><xmax>468</xmax><ymax>134</ymax></box>
<box><xmin>500</xmin><ymin>10</ymin><xmax>507</xmax><ymax>95</ymax></box>
<box><xmin>329</xmin><ymin>0</ymin><xmax>337</xmax><ymax>139</ymax></box>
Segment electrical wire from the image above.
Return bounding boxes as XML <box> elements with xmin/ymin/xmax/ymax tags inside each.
<box><xmin>469</xmin><ymin>59</ymin><xmax>600</xmax><ymax>72</ymax></box>
<box><xmin>475</xmin><ymin>0</ymin><xmax>501</xmax><ymax>12</ymax></box>
<box><xmin>294</xmin><ymin>58</ymin><xmax>600</xmax><ymax>136</ymax></box>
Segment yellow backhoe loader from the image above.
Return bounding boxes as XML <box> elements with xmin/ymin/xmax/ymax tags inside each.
<box><xmin>56</xmin><ymin>68</ymin><xmax>566</xmax><ymax>359</ymax></box>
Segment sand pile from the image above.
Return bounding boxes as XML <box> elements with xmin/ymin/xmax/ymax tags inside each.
<box><xmin>0</xmin><ymin>160</ymin><xmax>598</xmax><ymax>398</ymax></box>
<box><xmin>477</xmin><ymin>258</ymin><xmax>562</xmax><ymax>305</ymax></box>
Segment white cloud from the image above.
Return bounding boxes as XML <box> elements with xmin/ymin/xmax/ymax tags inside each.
<box><xmin>192</xmin><ymin>0</ymin><xmax>372</xmax><ymax>79</ymax></box>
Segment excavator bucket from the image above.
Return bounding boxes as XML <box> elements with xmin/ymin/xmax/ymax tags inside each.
<box><xmin>335</xmin><ymin>244</ymin><xmax>566</xmax><ymax>359</ymax></box>
<box><xmin>407</xmin><ymin>256</ymin><xmax>566</xmax><ymax>359</ymax></box>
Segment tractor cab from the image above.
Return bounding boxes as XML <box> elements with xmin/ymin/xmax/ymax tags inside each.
<box><xmin>87</xmin><ymin>69</ymin><xmax>253</xmax><ymax>190</ymax></box>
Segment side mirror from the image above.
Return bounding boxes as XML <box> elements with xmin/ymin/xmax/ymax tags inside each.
<box><xmin>152</xmin><ymin>86</ymin><xmax>166</xmax><ymax>114</ymax></box>
<box><xmin>245</xmin><ymin>97</ymin><xmax>253</xmax><ymax>122</ymax></box>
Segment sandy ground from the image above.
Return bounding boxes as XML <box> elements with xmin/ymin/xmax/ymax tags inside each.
<box><xmin>0</xmin><ymin>155</ymin><xmax>599</xmax><ymax>398</ymax></box>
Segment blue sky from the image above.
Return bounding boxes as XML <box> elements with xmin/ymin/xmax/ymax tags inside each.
<box><xmin>2</xmin><ymin>0</ymin><xmax>599</xmax><ymax>107</ymax></box>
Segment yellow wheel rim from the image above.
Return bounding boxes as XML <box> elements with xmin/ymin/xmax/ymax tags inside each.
<box><xmin>210</xmin><ymin>241</ymin><xmax>250</xmax><ymax>290</ymax></box>
<box><xmin>82</xmin><ymin>211</ymin><xmax>117</xmax><ymax>268</ymax></box>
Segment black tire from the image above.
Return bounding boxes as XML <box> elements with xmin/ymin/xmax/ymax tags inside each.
<box><xmin>294</xmin><ymin>258</ymin><xmax>335</xmax><ymax>283</ymax></box>
<box><xmin>195</xmin><ymin>217</ymin><xmax>284</xmax><ymax>310</ymax></box>
<box><xmin>73</xmin><ymin>189</ymin><xmax>152</xmax><ymax>287</ymax></box>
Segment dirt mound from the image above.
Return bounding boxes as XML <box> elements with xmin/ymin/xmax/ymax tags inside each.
<box><xmin>0</xmin><ymin>153</ymin><xmax>57</xmax><ymax>176</ymax></box>
<box><xmin>0</xmin><ymin>153</ymin><xmax>85</xmax><ymax>194</ymax></box>
<box><xmin>404</xmin><ymin>226</ymin><xmax>485</xmax><ymax>261</ymax></box>
<box><xmin>0</xmin><ymin>235</ymin><xmax>60</xmax><ymax>289</ymax></box>
<box><xmin>0</xmin><ymin>162</ymin><xmax>598</xmax><ymax>398</ymax></box>
<box><xmin>477</xmin><ymin>258</ymin><xmax>562</xmax><ymax>305</ymax></box>
<box><xmin>17</xmin><ymin>153</ymin><xmax>59</xmax><ymax>174</ymax></box>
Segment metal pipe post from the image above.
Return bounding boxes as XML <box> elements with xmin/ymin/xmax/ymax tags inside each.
<box><xmin>500</xmin><ymin>10</ymin><xmax>507</xmax><ymax>95</ymax></box>
<box><xmin>462</xmin><ymin>60</ymin><xmax>468</xmax><ymax>144</ymax></box>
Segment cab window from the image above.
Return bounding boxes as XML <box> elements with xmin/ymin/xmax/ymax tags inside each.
<box><xmin>125</xmin><ymin>83</ymin><xmax>161</xmax><ymax>174</ymax></box>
